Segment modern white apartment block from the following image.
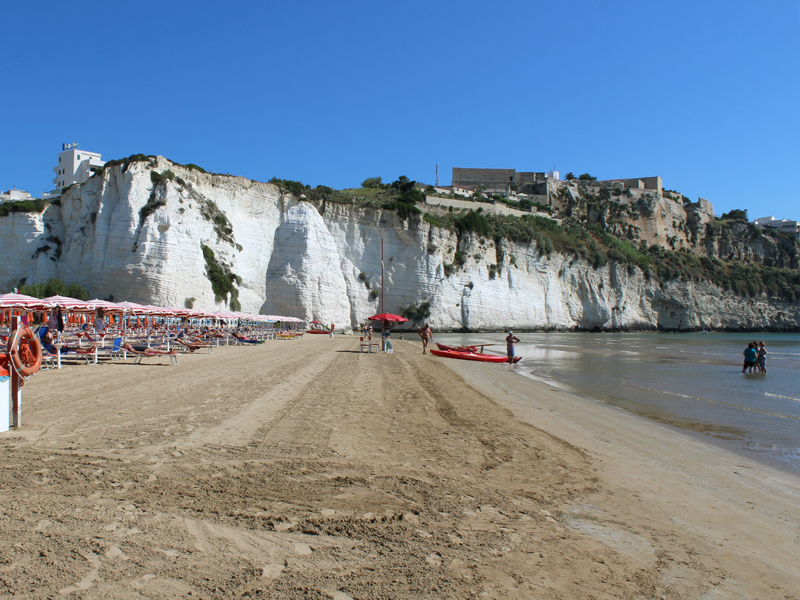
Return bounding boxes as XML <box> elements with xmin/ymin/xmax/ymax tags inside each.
<box><xmin>754</xmin><ymin>216</ymin><xmax>800</xmax><ymax>237</ymax></box>
<box><xmin>52</xmin><ymin>144</ymin><xmax>105</xmax><ymax>192</ymax></box>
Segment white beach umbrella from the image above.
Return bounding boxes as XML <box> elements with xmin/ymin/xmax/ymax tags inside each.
<box><xmin>85</xmin><ymin>299</ymin><xmax>129</xmax><ymax>314</ymax></box>
<box><xmin>0</xmin><ymin>293</ymin><xmax>55</xmax><ymax>310</ymax></box>
<box><xmin>41</xmin><ymin>295</ymin><xmax>93</xmax><ymax>312</ymax></box>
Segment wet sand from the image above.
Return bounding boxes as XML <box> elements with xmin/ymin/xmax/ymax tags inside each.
<box><xmin>0</xmin><ymin>336</ymin><xmax>797</xmax><ymax>599</ymax></box>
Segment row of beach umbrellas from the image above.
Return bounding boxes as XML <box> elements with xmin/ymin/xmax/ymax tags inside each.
<box><xmin>0</xmin><ymin>292</ymin><xmax>302</xmax><ymax>323</ymax></box>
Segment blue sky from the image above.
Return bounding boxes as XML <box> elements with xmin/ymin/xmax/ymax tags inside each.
<box><xmin>2</xmin><ymin>1</ymin><xmax>798</xmax><ymax>220</ymax></box>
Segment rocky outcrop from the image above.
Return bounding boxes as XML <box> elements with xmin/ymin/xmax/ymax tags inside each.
<box><xmin>1</xmin><ymin>157</ymin><xmax>797</xmax><ymax>332</ymax></box>
<box><xmin>549</xmin><ymin>180</ymin><xmax>798</xmax><ymax>269</ymax></box>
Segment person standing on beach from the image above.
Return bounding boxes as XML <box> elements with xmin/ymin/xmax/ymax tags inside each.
<box><xmin>418</xmin><ymin>323</ymin><xmax>432</xmax><ymax>354</ymax></box>
<box><xmin>506</xmin><ymin>330</ymin><xmax>520</xmax><ymax>363</ymax></box>
<box><xmin>757</xmin><ymin>342</ymin><xmax>768</xmax><ymax>374</ymax></box>
<box><xmin>742</xmin><ymin>343</ymin><xmax>757</xmax><ymax>373</ymax></box>
<box><xmin>94</xmin><ymin>308</ymin><xmax>106</xmax><ymax>334</ymax></box>
<box><xmin>381</xmin><ymin>321</ymin><xmax>392</xmax><ymax>352</ymax></box>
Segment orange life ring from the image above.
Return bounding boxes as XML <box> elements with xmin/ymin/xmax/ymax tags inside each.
<box><xmin>7</xmin><ymin>326</ymin><xmax>43</xmax><ymax>377</ymax></box>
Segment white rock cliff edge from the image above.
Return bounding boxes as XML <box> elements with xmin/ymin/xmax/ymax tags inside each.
<box><xmin>1</xmin><ymin>158</ymin><xmax>797</xmax><ymax>332</ymax></box>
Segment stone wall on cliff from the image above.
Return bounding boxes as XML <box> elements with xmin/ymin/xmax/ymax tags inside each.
<box><xmin>0</xmin><ymin>157</ymin><xmax>797</xmax><ymax>332</ymax></box>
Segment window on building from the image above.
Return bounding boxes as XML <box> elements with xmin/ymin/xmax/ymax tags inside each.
<box><xmin>77</xmin><ymin>155</ymin><xmax>80</xmax><ymax>159</ymax></box>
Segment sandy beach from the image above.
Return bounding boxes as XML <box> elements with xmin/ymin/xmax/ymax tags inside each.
<box><xmin>1</xmin><ymin>336</ymin><xmax>798</xmax><ymax>599</ymax></box>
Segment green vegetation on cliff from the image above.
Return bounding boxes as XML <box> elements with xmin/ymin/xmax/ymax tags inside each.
<box><xmin>19</xmin><ymin>278</ymin><xmax>89</xmax><ymax>300</ymax></box>
<box><xmin>201</xmin><ymin>244</ymin><xmax>241</xmax><ymax>311</ymax></box>
<box><xmin>0</xmin><ymin>199</ymin><xmax>48</xmax><ymax>217</ymax></box>
<box><xmin>427</xmin><ymin>209</ymin><xmax>799</xmax><ymax>301</ymax></box>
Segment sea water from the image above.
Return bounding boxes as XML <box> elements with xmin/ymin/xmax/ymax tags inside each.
<box><xmin>432</xmin><ymin>331</ymin><xmax>800</xmax><ymax>474</ymax></box>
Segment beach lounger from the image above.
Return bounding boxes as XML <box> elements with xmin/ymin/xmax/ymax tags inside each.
<box><xmin>61</xmin><ymin>346</ymin><xmax>99</xmax><ymax>365</ymax></box>
<box><xmin>174</xmin><ymin>338</ymin><xmax>213</xmax><ymax>354</ymax></box>
<box><xmin>40</xmin><ymin>350</ymin><xmax>57</xmax><ymax>370</ymax></box>
<box><xmin>232</xmin><ymin>334</ymin><xmax>261</xmax><ymax>345</ymax></box>
<box><xmin>104</xmin><ymin>337</ymin><xmax>124</xmax><ymax>360</ymax></box>
<box><xmin>122</xmin><ymin>344</ymin><xmax>179</xmax><ymax>366</ymax></box>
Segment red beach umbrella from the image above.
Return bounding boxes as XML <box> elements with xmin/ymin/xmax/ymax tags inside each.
<box><xmin>367</xmin><ymin>313</ymin><xmax>408</xmax><ymax>323</ymax></box>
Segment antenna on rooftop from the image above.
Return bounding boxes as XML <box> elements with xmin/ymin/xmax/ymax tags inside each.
<box><xmin>435</xmin><ymin>164</ymin><xmax>439</xmax><ymax>187</ymax></box>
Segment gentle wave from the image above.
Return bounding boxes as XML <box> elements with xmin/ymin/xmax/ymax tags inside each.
<box><xmin>774</xmin><ymin>449</ymin><xmax>800</xmax><ymax>466</ymax></box>
<box><xmin>765</xmin><ymin>392</ymin><xmax>800</xmax><ymax>402</ymax></box>
<box><xmin>624</xmin><ymin>383</ymin><xmax>799</xmax><ymax>421</ymax></box>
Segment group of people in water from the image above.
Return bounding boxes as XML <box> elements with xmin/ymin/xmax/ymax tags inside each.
<box><xmin>742</xmin><ymin>341</ymin><xmax>768</xmax><ymax>374</ymax></box>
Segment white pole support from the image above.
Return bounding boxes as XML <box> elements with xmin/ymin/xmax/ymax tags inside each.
<box><xmin>10</xmin><ymin>315</ymin><xmax>21</xmax><ymax>429</ymax></box>
<box><xmin>0</xmin><ymin>361</ymin><xmax>9</xmax><ymax>433</ymax></box>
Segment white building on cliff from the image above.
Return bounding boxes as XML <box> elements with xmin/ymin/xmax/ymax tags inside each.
<box><xmin>754</xmin><ymin>216</ymin><xmax>800</xmax><ymax>238</ymax></box>
<box><xmin>51</xmin><ymin>144</ymin><xmax>105</xmax><ymax>193</ymax></box>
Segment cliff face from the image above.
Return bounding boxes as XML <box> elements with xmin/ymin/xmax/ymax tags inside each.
<box><xmin>1</xmin><ymin>158</ymin><xmax>797</xmax><ymax>331</ymax></box>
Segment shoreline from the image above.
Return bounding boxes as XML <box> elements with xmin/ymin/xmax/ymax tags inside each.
<box><xmin>0</xmin><ymin>336</ymin><xmax>798</xmax><ymax>598</ymax></box>
<box><xmin>433</xmin><ymin>330</ymin><xmax>800</xmax><ymax>477</ymax></box>
<box><xmin>434</xmin><ymin>344</ymin><xmax>800</xmax><ymax>596</ymax></box>
<box><xmin>382</xmin><ymin>326</ymin><xmax>800</xmax><ymax>334</ymax></box>
<box><xmin>519</xmin><ymin>366</ymin><xmax>800</xmax><ymax>477</ymax></box>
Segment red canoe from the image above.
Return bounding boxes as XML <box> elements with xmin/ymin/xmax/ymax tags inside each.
<box><xmin>306</xmin><ymin>329</ymin><xmax>330</xmax><ymax>334</ymax></box>
<box><xmin>430</xmin><ymin>348</ymin><xmax>521</xmax><ymax>364</ymax></box>
<box><xmin>436</xmin><ymin>342</ymin><xmax>478</xmax><ymax>353</ymax></box>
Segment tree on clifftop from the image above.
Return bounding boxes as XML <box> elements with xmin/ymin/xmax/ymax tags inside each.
<box><xmin>361</xmin><ymin>176</ymin><xmax>382</xmax><ymax>188</ymax></box>
<box><xmin>721</xmin><ymin>209</ymin><xmax>748</xmax><ymax>222</ymax></box>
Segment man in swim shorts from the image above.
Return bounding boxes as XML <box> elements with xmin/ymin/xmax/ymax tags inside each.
<box><xmin>418</xmin><ymin>323</ymin><xmax>432</xmax><ymax>354</ymax></box>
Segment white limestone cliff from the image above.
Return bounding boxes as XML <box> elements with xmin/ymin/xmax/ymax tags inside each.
<box><xmin>0</xmin><ymin>157</ymin><xmax>797</xmax><ymax>332</ymax></box>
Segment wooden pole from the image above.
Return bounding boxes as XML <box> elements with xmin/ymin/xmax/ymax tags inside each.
<box><xmin>381</xmin><ymin>238</ymin><xmax>385</xmax><ymax>315</ymax></box>
<box><xmin>10</xmin><ymin>315</ymin><xmax>20</xmax><ymax>429</ymax></box>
